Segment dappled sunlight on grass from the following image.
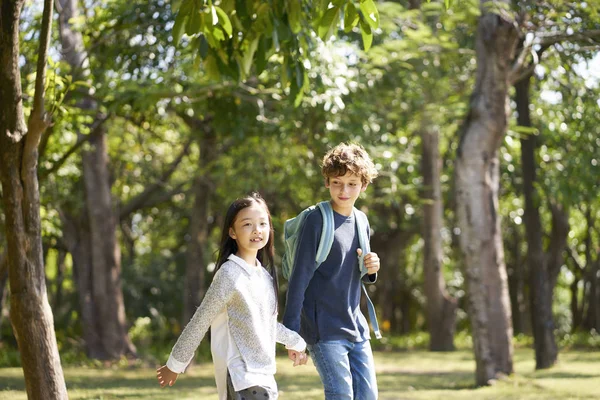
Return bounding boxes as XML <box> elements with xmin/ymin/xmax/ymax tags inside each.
<box><xmin>1</xmin><ymin>349</ymin><xmax>598</xmax><ymax>399</ymax></box>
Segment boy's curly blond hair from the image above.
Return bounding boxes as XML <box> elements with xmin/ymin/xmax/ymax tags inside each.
<box><xmin>321</xmin><ymin>142</ymin><xmax>378</xmax><ymax>186</ymax></box>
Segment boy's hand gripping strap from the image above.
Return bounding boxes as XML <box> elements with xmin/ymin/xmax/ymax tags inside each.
<box><xmin>355</xmin><ymin>209</ymin><xmax>382</xmax><ymax>340</ymax></box>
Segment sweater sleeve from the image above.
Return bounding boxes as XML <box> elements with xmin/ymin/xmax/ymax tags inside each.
<box><xmin>166</xmin><ymin>266</ymin><xmax>236</xmax><ymax>373</ymax></box>
<box><xmin>282</xmin><ymin>210</ymin><xmax>321</xmax><ymax>333</ymax></box>
<box><xmin>275</xmin><ymin>322</ymin><xmax>307</xmax><ymax>352</ymax></box>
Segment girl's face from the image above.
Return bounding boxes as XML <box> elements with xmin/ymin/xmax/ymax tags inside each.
<box><xmin>229</xmin><ymin>203</ymin><xmax>271</xmax><ymax>258</ymax></box>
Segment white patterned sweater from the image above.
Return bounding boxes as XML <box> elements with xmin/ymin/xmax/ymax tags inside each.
<box><xmin>166</xmin><ymin>255</ymin><xmax>306</xmax><ymax>375</ymax></box>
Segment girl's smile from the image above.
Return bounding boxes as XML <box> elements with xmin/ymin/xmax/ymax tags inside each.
<box><xmin>229</xmin><ymin>203</ymin><xmax>271</xmax><ymax>264</ymax></box>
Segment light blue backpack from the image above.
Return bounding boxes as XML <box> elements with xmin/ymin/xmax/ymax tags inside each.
<box><xmin>282</xmin><ymin>201</ymin><xmax>382</xmax><ymax>339</ymax></box>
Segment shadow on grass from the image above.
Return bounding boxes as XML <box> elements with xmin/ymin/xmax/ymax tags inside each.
<box><xmin>532</xmin><ymin>371</ymin><xmax>600</xmax><ymax>379</ymax></box>
<box><xmin>377</xmin><ymin>370</ymin><xmax>476</xmax><ymax>391</ymax></box>
<box><xmin>0</xmin><ymin>377</ymin><xmax>25</xmax><ymax>392</ymax></box>
<box><xmin>66</xmin><ymin>372</ymin><xmax>215</xmax><ymax>391</ymax></box>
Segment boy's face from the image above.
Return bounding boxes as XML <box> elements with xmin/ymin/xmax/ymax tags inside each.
<box><xmin>325</xmin><ymin>172</ymin><xmax>367</xmax><ymax>215</ymax></box>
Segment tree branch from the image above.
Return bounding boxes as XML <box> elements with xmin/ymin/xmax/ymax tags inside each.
<box><xmin>118</xmin><ymin>139</ymin><xmax>193</xmax><ymax>220</ymax></box>
<box><xmin>510</xmin><ymin>29</ymin><xmax>600</xmax><ymax>85</ymax></box>
<box><xmin>537</xmin><ymin>29</ymin><xmax>600</xmax><ymax>48</ymax></box>
<box><xmin>39</xmin><ymin>113</ymin><xmax>110</xmax><ymax>180</ymax></box>
<box><xmin>22</xmin><ymin>0</ymin><xmax>54</xmax><ymax>176</ymax></box>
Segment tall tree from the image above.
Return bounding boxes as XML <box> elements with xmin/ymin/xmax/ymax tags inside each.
<box><xmin>515</xmin><ymin>70</ymin><xmax>570</xmax><ymax>369</ymax></box>
<box><xmin>0</xmin><ymin>0</ymin><xmax>68</xmax><ymax>397</ymax></box>
<box><xmin>56</xmin><ymin>0</ymin><xmax>136</xmax><ymax>359</ymax></box>
<box><xmin>422</xmin><ymin>123</ymin><xmax>457</xmax><ymax>351</ymax></box>
<box><xmin>454</xmin><ymin>0</ymin><xmax>519</xmax><ymax>385</ymax></box>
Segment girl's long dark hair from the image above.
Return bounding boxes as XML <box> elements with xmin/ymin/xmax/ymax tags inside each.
<box><xmin>215</xmin><ymin>192</ymin><xmax>278</xmax><ymax>313</ymax></box>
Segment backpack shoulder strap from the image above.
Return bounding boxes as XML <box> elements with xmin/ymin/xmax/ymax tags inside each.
<box><xmin>316</xmin><ymin>201</ymin><xmax>335</xmax><ymax>265</ymax></box>
<box><xmin>353</xmin><ymin>207</ymin><xmax>382</xmax><ymax>339</ymax></box>
<box><xmin>354</xmin><ymin>207</ymin><xmax>371</xmax><ymax>276</ymax></box>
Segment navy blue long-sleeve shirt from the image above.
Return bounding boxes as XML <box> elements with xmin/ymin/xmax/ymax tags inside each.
<box><xmin>282</xmin><ymin>207</ymin><xmax>376</xmax><ymax>345</ymax></box>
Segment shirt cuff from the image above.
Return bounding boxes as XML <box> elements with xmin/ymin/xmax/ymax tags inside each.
<box><xmin>166</xmin><ymin>355</ymin><xmax>190</xmax><ymax>374</ymax></box>
<box><xmin>285</xmin><ymin>336</ymin><xmax>307</xmax><ymax>352</ymax></box>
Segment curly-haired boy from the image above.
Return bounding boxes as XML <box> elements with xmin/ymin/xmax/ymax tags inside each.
<box><xmin>283</xmin><ymin>142</ymin><xmax>380</xmax><ymax>400</ymax></box>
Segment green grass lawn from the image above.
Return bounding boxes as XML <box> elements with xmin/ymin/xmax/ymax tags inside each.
<box><xmin>1</xmin><ymin>348</ymin><xmax>598</xmax><ymax>399</ymax></box>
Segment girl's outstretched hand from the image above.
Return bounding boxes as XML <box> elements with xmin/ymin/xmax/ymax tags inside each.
<box><xmin>156</xmin><ymin>365</ymin><xmax>179</xmax><ymax>387</ymax></box>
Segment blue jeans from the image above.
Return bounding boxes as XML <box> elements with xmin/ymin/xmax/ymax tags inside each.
<box><xmin>308</xmin><ymin>339</ymin><xmax>378</xmax><ymax>400</ymax></box>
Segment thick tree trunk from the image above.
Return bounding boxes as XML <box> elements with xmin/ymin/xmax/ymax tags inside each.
<box><xmin>60</xmin><ymin>210</ymin><xmax>105</xmax><ymax>357</ymax></box>
<box><xmin>183</xmin><ymin>120</ymin><xmax>217</xmax><ymax>324</ymax></box>
<box><xmin>57</xmin><ymin>0</ymin><xmax>135</xmax><ymax>359</ymax></box>
<box><xmin>454</xmin><ymin>1</ymin><xmax>518</xmax><ymax>386</ymax></box>
<box><xmin>83</xmin><ymin>134</ymin><xmax>136</xmax><ymax>358</ymax></box>
<box><xmin>421</xmin><ymin>127</ymin><xmax>457</xmax><ymax>351</ymax></box>
<box><xmin>516</xmin><ymin>73</ymin><xmax>558</xmax><ymax>369</ymax></box>
<box><xmin>0</xmin><ymin>0</ymin><xmax>68</xmax><ymax>397</ymax></box>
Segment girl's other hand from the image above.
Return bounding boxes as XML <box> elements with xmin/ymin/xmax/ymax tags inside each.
<box><xmin>156</xmin><ymin>365</ymin><xmax>179</xmax><ymax>387</ymax></box>
<box><xmin>288</xmin><ymin>349</ymin><xmax>308</xmax><ymax>366</ymax></box>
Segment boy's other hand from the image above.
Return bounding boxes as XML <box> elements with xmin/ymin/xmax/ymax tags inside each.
<box><xmin>357</xmin><ymin>249</ymin><xmax>380</xmax><ymax>275</ymax></box>
<box><xmin>156</xmin><ymin>365</ymin><xmax>179</xmax><ymax>387</ymax></box>
<box><xmin>287</xmin><ymin>349</ymin><xmax>309</xmax><ymax>366</ymax></box>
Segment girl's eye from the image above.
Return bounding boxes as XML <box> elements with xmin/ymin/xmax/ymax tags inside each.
<box><xmin>261</xmin><ymin>222</ymin><xmax>268</xmax><ymax>226</ymax></box>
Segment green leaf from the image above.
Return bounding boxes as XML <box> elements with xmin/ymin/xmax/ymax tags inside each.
<box><xmin>344</xmin><ymin>3</ymin><xmax>359</xmax><ymax>33</ymax></box>
<box><xmin>204</xmin><ymin>55</ymin><xmax>221</xmax><ymax>80</ymax></box>
<box><xmin>211</xmin><ymin>25</ymin><xmax>225</xmax><ymax>41</ymax></box>
<box><xmin>172</xmin><ymin>13</ymin><xmax>187</xmax><ymax>44</ymax></box>
<box><xmin>199</xmin><ymin>35</ymin><xmax>209</xmax><ymax>59</ymax></box>
<box><xmin>215</xmin><ymin>7</ymin><xmax>233</xmax><ymax>37</ymax></box>
<box><xmin>318</xmin><ymin>6</ymin><xmax>340</xmax><ymax>40</ymax></box>
<box><xmin>255</xmin><ymin>3</ymin><xmax>271</xmax><ymax>33</ymax></box>
<box><xmin>359</xmin><ymin>0</ymin><xmax>379</xmax><ymax>29</ymax></box>
<box><xmin>287</xmin><ymin>0</ymin><xmax>302</xmax><ymax>34</ymax></box>
<box><xmin>255</xmin><ymin>37</ymin><xmax>270</xmax><ymax>75</ymax></box>
<box><xmin>241</xmin><ymin>37</ymin><xmax>260</xmax><ymax>77</ymax></box>
<box><xmin>359</xmin><ymin>18</ymin><xmax>373</xmax><ymax>51</ymax></box>
<box><xmin>186</xmin><ymin>8</ymin><xmax>202</xmax><ymax>36</ymax></box>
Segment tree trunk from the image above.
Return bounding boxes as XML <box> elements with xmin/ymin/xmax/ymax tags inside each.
<box><xmin>53</xmin><ymin>249</ymin><xmax>67</xmax><ymax>310</ymax></box>
<box><xmin>0</xmin><ymin>0</ymin><xmax>68</xmax><ymax>397</ymax></box>
<box><xmin>506</xmin><ymin>224</ymin><xmax>529</xmax><ymax>335</ymax></box>
<box><xmin>0</xmin><ymin>253</ymin><xmax>7</xmax><ymax>336</ymax></box>
<box><xmin>421</xmin><ymin>126</ymin><xmax>457</xmax><ymax>351</ymax></box>
<box><xmin>454</xmin><ymin>0</ymin><xmax>518</xmax><ymax>386</ymax></box>
<box><xmin>516</xmin><ymin>72</ymin><xmax>558</xmax><ymax>369</ymax></box>
<box><xmin>60</xmin><ymin>210</ymin><xmax>105</xmax><ymax>357</ymax></box>
<box><xmin>372</xmin><ymin>229</ymin><xmax>409</xmax><ymax>335</ymax></box>
<box><xmin>582</xmin><ymin>210</ymin><xmax>599</xmax><ymax>331</ymax></box>
<box><xmin>183</xmin><ymin>119</ymin><xmax>217</xmax><ymax>324</ymax></box>
<box><xmin>82</xmin><ymin>133</ymin><xmax>135</xmax><ymax>358</ymax></box>
<box><xmin>57</xmin><ymin>0</ymin><xmax>135</xmax><ymax>359</ymax></box>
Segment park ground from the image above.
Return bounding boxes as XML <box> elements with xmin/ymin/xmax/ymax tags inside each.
<box><xmin>1</xmin><ymin>348</ymin><xmax>598</xmax><ymax>399</ymax></box>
